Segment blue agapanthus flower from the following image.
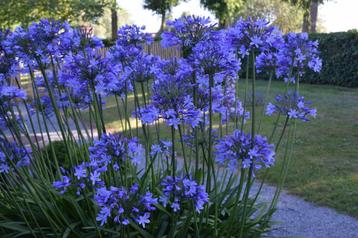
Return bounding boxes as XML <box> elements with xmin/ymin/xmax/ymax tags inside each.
<box><xmin>190</xmin><ymin>30</ymin><xmax>240</xmax><ymax>76</ymax></box>
<box><xmin>160</xmin><ymin>176</ymin><xmax>209</xmax><ymax>213</ymax></box>
<box><xmin>0</xmin><ymin>139</ymin><xmax>31</xmax><ymax>174</ymax></box>
<box><xmin>0</xmin><ymin>29</ymin><xmax>19</xmax><ymax>80</ymax></box>
<box><xmin>150</xmin><ymin>140</ymin><xmax>172</xmax><ymax>158</ymax></box>
<box><xmin>226</xmin><ymin>17</ymin><xmax>282</xmax><ymax>58</ymax></box>
<box><xmin>89</xmin><ymin>133</ymin><xmax>144</xmax><ymax>171</ymax></box>
<box><xmin>0</xmin><ymin>74</ymin><xmax>27</xmax><ymax>130</ymax></box>
<box><xmin>110</xmin><ymin>25</ymin><xmax>152</xmax><ymax>65</ymax></box>
<box><xmin>161</xmin><ymin>15</ymin><xmax>215</xmax><ymax>57</ymax></box>
<box><xmin>276</xmin><ymin>32</ymin><xmax>322</xmax><ymax>83</ymax></box>
<box><xmin>266</xmin><ymin>91</ymin><xmax>317</xmax><ymax>121</ymax></box>
<box><xmin>53</xmin><ymin>133</ymin><xmax>144</xmax><ymax>195</ymax></box>
<box><xmin>94</xmin><ymin>183</ymin><xmax>157</xmax><ymax>227</ymax></box>
<box><xmin>140</xmin><ymin>59</ymin><xmax>201</xmax><ymax>129</ymax></box>
<box><xmin>52</xmin><ymin>175</ymin><xmax>71</xmax><ymax>194</ymax></box>
<box><xmin>215</xmin><ymin>130</ymin><xmax>275</xmax><ymax>171</ymax></box>
<box><xmin>3</xmin><ymin>19</ymin><xmax>76</xmax><ymax>67</ymax></box>
<box><xmin>122</xmin><ymin>53</ymin><xmax>158</xmax><ymax>84</ymax></box>
<box><xmin>59</xmin><ymin>48</ymin><xmax>118</xmax><ymax>108</ymax></box>
<box><xmin>116</xmin><ymin>25</ymin><xmax>153</xmax><ymax>48</ymax></box>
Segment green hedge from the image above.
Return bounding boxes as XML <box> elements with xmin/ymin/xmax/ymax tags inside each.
<box><xmin>304</xmin><ymin>31</ymin><xmax>358</xmax><ymax>87</ymax></box>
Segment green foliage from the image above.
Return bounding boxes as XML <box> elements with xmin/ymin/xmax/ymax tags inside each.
<box><xmin>240</xmin><ymin>0</ymin><xmax>303</xmax><ymax>33</ymax></box>
<box><xmin>303</xmin><ymin>31</ymin><xmax>358</xmax><ymax>87</ymax></box>
<box><xmin>200</xmin><ymin>0</ymin><xmax>245</xmax><ymax>27</ymax></box>
<box><xmin>102</xmin><ymin>38</ymin><xmax>116</xmax><ymax>47</ymax></box>
<box><xmin>143</xmin><ymin>0</ymin><xmax>180</xmax><ymax>15</ymax></box>
<box><xmin>42</xmin><ymin>140</ymin><xmax>87</xmax><ymax>171</ymax></box>
<box><xmin>0</xmin><ymin>0</ymin><xmax>110</xmax><ymax>29</ymax></box>
<box><xmin>43</xmin><ymin>141</ymin><xmax>72</xmax><ymax>169</ymax></box>
<box><xmin>143</xmin><ymin>0</ymin><xmax>183</xmax><ymax>32</ymax></box>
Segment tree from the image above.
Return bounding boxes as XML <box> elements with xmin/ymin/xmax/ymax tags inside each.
<box><xmin>110</xmin><ymin>0</ymin><xmax>118</xmax><ymax>40</ymax></box>
<box><xmin>285</xmin><ymin>0</ymin><xmax>325</xmax><ymax>32</ymax></box>
<box><xmin>309</xmin><ymin>0</ymin><xmax>318</xmax><ymax>32</ymax></box>
<box><xmin>144</xmin><ymin>0</ymin><xmax>182</xmax><ymax>34</ymax></box>
<box><xmin>200</xmin><ymin>0</ymin><xmax>245</xmax><ymax>28</ymax></box>
<box><xmin>93</xmin><ymin>7</ymin><xmax>132</xmax><ymax>39</ymax></box>
<box><xmin>239</xmin><ymin>0</ymin><xmax>303</xmax><ymax>33</ymax></box>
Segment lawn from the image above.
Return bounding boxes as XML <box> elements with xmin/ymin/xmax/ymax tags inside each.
<box><xmin>86</xmin><ymin>80</ymin><xmax>358</xmax><ymax>217</ymax></box>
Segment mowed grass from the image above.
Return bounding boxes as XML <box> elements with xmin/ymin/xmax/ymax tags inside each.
<box><xmin>89</xmin><ymin>80</ymin><xmax>358</xmax><ymax>217</ymax></box>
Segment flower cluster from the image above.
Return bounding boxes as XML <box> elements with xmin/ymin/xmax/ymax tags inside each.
<box><xmin>89</xmin><ymin>133</ymin><xmax>144</xmax><ymax>168</ymax></box>
<box><xmin>116</xmin><ymin>25</ymin><xmax>152</xmax><ymax>48</ymax></box>
<box><xmin>0</xmin><ymin>29</ymin><xmax>18</xmax><ymax>80</ymax></box>
<box><xmin>52</xmin><ymin>175</ymin><xmax>71</xmax><ymax>194</ymax></box>
<box><xmin>276</xmin><ymin>32</ymin><xmax>322</xmax><ymax>83</ymax></box>
<box><xmin>161</xmin><ymin>15</ymin><xmax>215</xmax><ymax>56</ymax></box>
<box><xmin>0</xmin><ymin>139</ymin><xmax>31</xmax><ymax>174</ymax></box>
<box><xmin>191</xmin><ymin>31</ymin><xmax>240</xmax><ymax>77</ymax></box>
<box><xmin>140</xmin><ymin>59</ymin><xmax>202</xmax><ymax>128</ymax></box>
<box><xmin>150</xmin><ymin>140</ymin><xmax>172</xmax><ymax>159</ymax></box>
<box><xmin>53</xmin><ymin>133</ymin><xmax>144</xmax><ymax>195</ymax></box>
<box><xmin>226</xmin><ymin>18</ymin><xmax>281</xmax><ymax>57</ymax></box>
<box><xmin>215</xmin><ymin>130</ymin><xmax>275</xmax><ymax>170</ymax></box>
<box><xmin>111</xmin><ymin>25</ymin><xmax>152</xmax><ymax>64</ymax></box>
<box><xmin>160</xmin><ymin>176</ymin><xmax>209</xmax><ymax>213</ymax></box>
<box><xmin>59</xmin><ymin>48</ymin><xmax>118</xmax><ymax>107</ymax></box>
<box><xmin>3</xmin><ymin>19</ymin><xmax>75</xmax><ymax>67</ymax></box>
<box><xmin>0</xmin><ymin>74</ymin><xmax>26</xmax><ymax>130</ymax></box>
<box><xmin>266</xmin><ymin>91</ymin><xmax>317</xmax><ymax>121</ymax></box>
<box><xmin>95</xmin><ymin>183</ymin><xmax>157</xmax><ymax>227</ymax></box>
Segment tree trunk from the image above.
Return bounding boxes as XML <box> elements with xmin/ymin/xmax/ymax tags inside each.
<box><xmin>160</xmin><ymin>11</ymin><xmax>166</xmax><ymax>33</ymax></box>
<box><xmin>111</xmin><ymin>5</ymin><xmax>118</xmax><ymax>40</ymax></box>
<box><xmin>310</xmin><ymin>0</ymin><xmax>319</xmax><ymax>33</ymax></box>
<box><xmin>302</xmin><ymin>10</ymin><xmax>310</xmax><ymax>32</ymax></box>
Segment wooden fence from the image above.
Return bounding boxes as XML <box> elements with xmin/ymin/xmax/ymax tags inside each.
<box><xmin>97</xmin><ymin>41</ymin><xmax>182</xmax><ymax>59</ymax></box>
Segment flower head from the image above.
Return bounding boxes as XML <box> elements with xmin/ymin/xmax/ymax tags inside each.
<box><xmin>276</xmin><ymin>32</ymin><xmax>322</xmax><ymax>83</ymax></box>
<box><xmin>95</xmin><ymin>184</ymin><xmax>157</xmax><ymax>227</ymax></box>
<box><xmin>0</xmin><ymin>139</ymin><xmax>31</xmax><ymax>174</ymax></box>
<box><xmin>161</xmin><ymin>15</ymin><xmax>215</xmax><ymax>57</ymax></box>
<box><xmin>266</xmin><ymin>91</ymin><xmax>317</xmax><ymax>121</ymax></box>
<box><xmin>160</xmin><ymin>176</ymin><xmax>209</xmax><ymax>213</ymax></box>
<box><xmin>215</xmin><ymin>130</ymin><xmax>275</xmax><ymax>171</ymax></box>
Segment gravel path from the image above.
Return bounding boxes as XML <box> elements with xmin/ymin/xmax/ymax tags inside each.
<box><xmin>259</xmin><ymin>183</ymin><xmax>358</xmax><ymax>238</ymax></box>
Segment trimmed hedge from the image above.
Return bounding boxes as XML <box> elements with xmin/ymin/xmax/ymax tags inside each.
<box><xmin>304</xmin><ymin>31</ymin><xmax>358</xmax><ymax>87</ymax></box>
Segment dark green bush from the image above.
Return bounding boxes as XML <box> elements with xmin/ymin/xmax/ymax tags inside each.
<box><xmin>43</xmin><ymin>140</ymin><xmax>71</xmax><ymax>169</ymax></box>
<box><xmin>43</xmin><ymin>140</ymin><xmax>86</xmax><ymax>170</ymax></box>
<box><xmin>304</xmin><ymin>31</ymin><xmax>358</xmax><ymax>87</ymax></box>
<box><xmin>102</xmin><ymin>38</ymin><xmax>115</xmax><ymax>48</ymax></box>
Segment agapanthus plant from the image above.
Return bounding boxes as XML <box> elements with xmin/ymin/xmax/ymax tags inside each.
<box><xmin>0</xmin><ymin>16</ymin><xmax>322</xmax><ymax>238</ymax></box>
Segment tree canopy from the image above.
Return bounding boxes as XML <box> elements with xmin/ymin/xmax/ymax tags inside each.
<box><xmin>240</xmin><ymin>0</ymin><xmax>303</xmax><ymax>33</ymax></box>
<box><xmin>0</xmin><ymin>0</ymin><xmax>111</xmax><ymax>29</ymax></box>
<box><xmin>144</xmin><ymin>0</ymin><xmax>182</xmax><ymax>33</ymax></box>
<box><xmin>200</xmin><ymin>0</ymin><xmax>245</xmax><ymax>27</ymax></box>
